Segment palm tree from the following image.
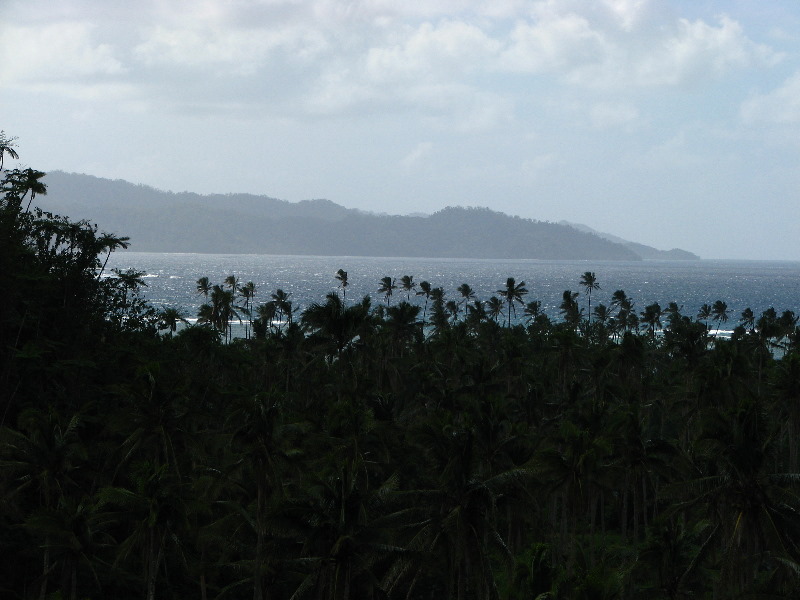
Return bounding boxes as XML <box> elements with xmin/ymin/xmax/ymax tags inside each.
<box><xmin>445</xmin><ymin>299</ymin><xmax>460</xmax><ymax>324</ymax></box>
<box><xmin>740</xmin><ymin>307</ymin><xmax>756</xmax><ymax>334</ymax></box>
<box><xmin>523</xmin><ymin>300</ymin><xmax>541</xmax><ymax>324</ymax></box>
<box><xmin>486</xmin><ymin>296</ymin><xmax>504</xmax><ymax>323</ymax></box>
<box><xmin>592</xmin><ymin>303</ymin><xmax>611</xmax><ymax>326</ymax></box>
<box><xmin>640</xmin><ymin>302</ymin><xmax>662</xmax><ymax>339</ymax></box>
<box><xmin>580</xmin><ymin>272</ymin><xmax>600</xmax><ymax>324</ymax></box>
<box><xmin>497</xmin><ymin>277</ymin><xmax>528</xmax><ymax>327</ymax></box>
<box><xmin>390</xmin><ymin>418</ymin><xmax>527</xmax><ymax>600</ymax></box>
<box><xmin>253</xmin><ymin>301</ymin><xmax>277</xmax><ymax>338</ymax></box>
<box><xmin>158</xmin><ymin>307</ymin><xmax>189</xmax><ymax>337</ymax></box>
<box><xmin>399</xmin><ymin>275</ymin><xmax>416</xmax><ymax>300</ymax></box>
<box><xmin>210</xmin><ymin>284</ymin><xmax>241</xmax><ymax>341</ymax></box>
<box><xmin>697</xmin><ymin>303</ymin><xmax>712</xmax><ymax>331</ymax></box>
<box><xmin>378</xmin><ymin>276</ymin><xmax>396</xmax><ymax>306</ymax></box>
<box><xmin>457</xmin><ymin>283</ymin><xmax>475</xmax><ymax>308</ymax></box>
<box><xmin>610</xmin><ymin>290</ymin><xmax>635</xmax><ymax>337</ymax></box>
<box><xmin>416</xmin><ymin>281</ymin><xmax>432</xmax><ymax>325</ymax></box>
<box><xmin>711</xmin><ymin>300</ymin><xmax>729</xmax><ymax>336</ymax></box>
<box><xmin>196</xmin><ymin>276</ymin><xmax>212</xmax><ymax>298</ymax></box>
<box><xmin>113</xmin><ymin>268</ymin><xmax>148</xmax><ymax>290</ymax></box>
<box><xmin>0</xmin><ymin>407</ymin><xmax>86</xmax><ymax>600</ymax></box>
<box><xmin>99</xmin><ymin>462</ymin><xmax>189</xmax><ymax>600</ymax></box>
<box><xmin>385</xmin><ymin>301</ymin><xmax>422</xmax><ymax>352</ymax></box>
<box><xmin>666</xmin><ymin>399</ymin><xmax>800</xmax><ymax>595</ymax></box>
<box><xmin>292</xmin><ymin>453</ymin><xmax>404</xmax><ymax>600</ymax></box>
<box><xmin>95</xmin><ymin>233</ymin><xmax>130</xmax><ymax>280</ymax></box>
<box><xmin>224</xmin><ymin>274</ymin><xmax>240</xmax><ymax>296</ymax></box>
<box><xmin>429</xmin><ymin>287</ymin><xmax>448</xmax><ymax>333</ymax></box>
<box><xmin>335</xmin><ymin>269</ymin><xmax>349</xmax><ymax>301</ymax></box>
<box><xmin>271</xmin><ymin>289</ymin><xmax>293</xmax><ymax>330</ymax></box>
<box><xmin>239</xmin><ymin>281</ymin><xmax>256</xmax><ymax>338</ymax></box>
<box><xmin>301</xmin><ymin>292</ymin><xmax>369</xmax><ymax>354</ymax></box>
<box><xmin>465</xmin><ymin>300</ymin><xmax>487</xmax><ymax>327</ymax></box>
<box><xmin>0</xmin><ymin>131</ymin><xmax>19</xmax><ymax>171</ymax></box>
<box><xmin>559</xmin><ymin>290</ymin><xmax>581</xmax><ymax>329</ymax></box>
<box><xmin>6</xmin><ymin>167</ymin><xmax>47</xmax><ymax>212</ymax></box>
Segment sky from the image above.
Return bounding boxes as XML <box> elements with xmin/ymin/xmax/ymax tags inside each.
<box><xmin>2</xmin><ymin>0</ymin><xmax>800</xmax><ymax>259</ymax></box>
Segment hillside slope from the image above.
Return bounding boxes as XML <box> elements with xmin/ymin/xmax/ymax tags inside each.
<box><xmin>39</xmin><ymin>171</ymin><xmax>652</xmax><ymax>260</ymax></box>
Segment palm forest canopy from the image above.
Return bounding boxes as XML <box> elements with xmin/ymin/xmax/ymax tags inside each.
<box><xmin>2</xmin><ymin>132</ymin><xmax>800</xmax><ymax>600</ymax></box>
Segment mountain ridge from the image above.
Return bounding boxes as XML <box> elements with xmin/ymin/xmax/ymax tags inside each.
<box><xmin>37</xmin><ymin>171</ymin><xmax>698</xmax><ymax>260</ymax></box>
<box><xmin>559</xmin><ymin>221</ymin><xmax>700</xmax><ymax>260</ymax></box>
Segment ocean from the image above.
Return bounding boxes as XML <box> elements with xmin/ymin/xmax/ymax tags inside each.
<box><xmin>105</xmin><ymin>253</ymin><xmax>800</xmax><ymax>328</ymax></box>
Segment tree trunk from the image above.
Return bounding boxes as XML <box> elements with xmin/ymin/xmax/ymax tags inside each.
<box><xmin>254</xmin><ymin>478</ymin><xmax>265</xmax><ymax>600</ymax></box>
<box><xmin>39</xmin><ymin>539</ymin><xmax>50</xmax><ymax>600</ymax></box>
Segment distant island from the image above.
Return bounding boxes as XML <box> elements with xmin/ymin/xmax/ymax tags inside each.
<box><xmin>40</xmin><ymin>171</ymin><xmax>699</xmax><ymax>261</ymax></box>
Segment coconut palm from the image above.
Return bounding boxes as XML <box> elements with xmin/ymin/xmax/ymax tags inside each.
<box><xmin>445</xmin><ymin>299</ymin><xmax>460</xmax><ymax>324</ymax></box>
<box><xmin>580</xmin><ymin>272</ymin><xmax>600</xmax><ymax>324</ymax></box>
<box><xmin>710</xmin><ymin>300</ymin><xmax>729</xmax><ymax>336</ymax></box>
<box><xmin>697</xmin><ymin>304</ymin><xmax>712</xmax><ymax>330</ymax></box>
<box><xmin>301</xmin><ymin>292</ymin><xmax>369</xmax><ymax>354</ymax></box>
<box><xmin>592</xmin><ymin>303</ymin><xmax>611</xmax><ymax>326</ymax></box>
<box><xmin>210</xmin><ymin>284</ymin><xmax>242</xmax><ymax>341</ymax></box>
<box><xmin>559</xmin><ymin>290</ymin><xmax>581</xmax><ymax>329</ymax></box>
<box><xmin>378</xmin><ymin>276</ymin><xmax>396</xmax><ymax>306</ymax></box>
<box><xmin>640</xmin><ymin>302</ymin><xmax>663</xmax><ymax>339</ymax></box>
<box><xmin>740</xmin><ymin>307</ymin><xmax>756</xmax><ymax>334</ymax></box>
<box><xmin>95</xmin><ymin>233</ymin><xmax>130</xmax><ymax>280</ymax></box>
<box><xmin>196</xmin><ymin>276</ymin><xmax>212</xmax><ymax>298</ymax></box>
<box><xmin>113</xmin><ymin>268</ymin><xmax>148</xmax><ymax>290</ymax></box>
<box><xmin>497</xmin><ymin>277</ymin><xmax>527</xmax><ymax>327</ymax></box>
<box><xmin>0</xmin><ymin>408</ymin><xmax>87</xmax><ymax>600</ymax></box>
<box><xmin>385</xmin><ymin>301</ymin><xmax>422</xmax><ymax>352</ymax></box>
<box><xmin>99</xmin><ymin>462</ymin><xmax>189</xmax><ymax>600</ymax></box>
<box><xmin>523</xmin><ymin>300</ymin><xmax>542</xmax><ymax>324</ymax></box>
<box><xmin>486</xmin><ymin>296</ymin><xmax>504</xmax><ymax>323</ymax></box>
<box><xmin>271</xmin><ymin>289</ymin><xmax>293</xmax><ymax>330</ymax></box>
<box><xmin>239</xmin><ymin>281</ymin><xmax>256</xmax><ymax>338</ymax></box>
<box><xmin>292</xmin><ymin>453</ymin><xmax>405</xmax><ymax>600</ymax></box>
<box><xmin>158</xmin><ymin>307</ymin><xmax>189</xmax><ymax>337</ymax></box>
<box><xmin>335</xmin><ymin>269</ymin><xmax>349</xmax><ymax>301</ymax></box>
<box><xmin>389</xmin><ymin>417</ymin><xmax>527</xmax><ymax>600</ymax></box>
<box><xmin>0</xmin><ymin>130</ymin><xmax>19</xmax><ymax>171</ymax></box>
<box><xmin>416</xmin><ymin>281</ymin><xmax>432</xmax><ymax>324</ymax></box>
<box><xmin>399</xmin><ymin>275</ymin><xmax>416</xmax><ymax>300</ymax></box>
<box><xmin>457</xmin><ymin>283</ymin><xmax>475</xmax><ymax>308</ymax></box>
<box><xmin>465</xmin><ymin>300</ymin><xmax>487</xmax><ymax>327</ymax></box>
<box><xmin>252</xmin><ymin>301</ymin><xmax>277</xmax><ymax>338</ymax></box>
<box><xmin>666</xmin><ymin>399</ymin><xmax>800</xmax><ymax>595</ymax></box>
<box><xmin>224</xmin><ymin>274</ymin><xmax>240</xmax><ymax>295</ymax></box>
<box><xmin>4</xmin><ymin>167</ymin><xmax>47</xmax><ymax>212</ymax></box>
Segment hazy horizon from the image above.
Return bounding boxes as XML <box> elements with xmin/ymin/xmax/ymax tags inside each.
<box><xmin>4</xmin><ymin>0</ymin><xmax>800</xmax><ymax>260</ymax></box>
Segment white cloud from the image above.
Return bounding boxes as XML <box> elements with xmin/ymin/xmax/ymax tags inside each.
<box><xmin>498</xmin><ymin>6</ymin><xmax>779</xmax><ymax>89</ymax></box>
<box><xmin>602</xmin><ymin>0</ymin><xmax>650</xmax><ymax>31</ymax></box>
<box><xmin>365</xmin><ymin>20</ymin><xmax>501</xmax><ymax>83</ymax></box>
<box><xmin>401</xmin><ymin>141</ymin><xmax>433</xmax><ymax>167</ymax></box>
<box><xmin>0</xmin><ymin>22</ymin><xmax>123</xmax><ymax>86</ymax></box>
<box><xmin>740</xmin><ymin>71</ymin><xmax>800</xmax><ymax>124</ymax></box>
<box><xmin>500</xmin><ymin>13</ymin><xmax>607</xmax><ymax>74</ymax></box>
<box><xmin>589</xmin><ymin>102</ymin><xmax>639</xmax><ymax>129</ymax></box>
<box><xmin>521</xmin><ymin>153</ymin><xmax>558</xmax><ymax>179</ymax></box>
<box><xmin>630</xmin><ymin>16</ymin><xmax>780</xmax><ymax>87</ymax></box>
<box><xmin>133</xmin><ymin>24</ymin><xmax>327</xmax><ymax>74</ymax></box>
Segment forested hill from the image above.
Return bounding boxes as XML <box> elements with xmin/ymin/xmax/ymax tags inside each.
<box><xmin>42</xmin><ymin>171</ymin><xmax>682</xmax><ymax>260</ymax></box>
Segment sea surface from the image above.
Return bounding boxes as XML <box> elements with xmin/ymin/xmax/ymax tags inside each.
<box><xmin>105</xmin><ymin>253</ymin><xmax>800</xmax><ymax>328</ymax></box>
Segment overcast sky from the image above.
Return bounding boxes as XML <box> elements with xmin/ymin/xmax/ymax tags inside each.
<box><xmin>3</xmin><ymin>0</ymin><xmax>800</xmax><ymax>259</ymax></box>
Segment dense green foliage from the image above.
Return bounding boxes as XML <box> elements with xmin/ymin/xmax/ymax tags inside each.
<box><xmin>2</xmin><ymin>140</ymin><xmax>800</xmax><ymax>600</ymax></box>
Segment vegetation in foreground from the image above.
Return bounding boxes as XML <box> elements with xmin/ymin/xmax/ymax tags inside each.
<box><xmin>2</xmin><ymin>134</ymin><xmax>800</xmax><ymax>600</ymax></box>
